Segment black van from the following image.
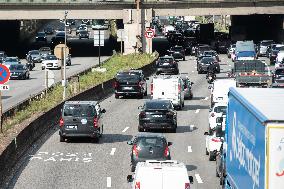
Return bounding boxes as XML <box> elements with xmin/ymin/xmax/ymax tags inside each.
<box><xmin>59</xmin><ymin>101</ymin><xmax>106</xmax><ymax>142</ymax></box>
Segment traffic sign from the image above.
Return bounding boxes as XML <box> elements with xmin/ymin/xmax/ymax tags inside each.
<box><xmin>0</xmin><ymin>64</ymin><xmax>10</xmax><ymax>85</ymax></box>
<box><xmin>94</xmin><ymin>30</ymin><xmax>105</xmax><ymax>46</ymax></box>
<box><xmin>144</xmin><ymin>28</ymin><xmax>155</xmax><ymax>39</ymax></box>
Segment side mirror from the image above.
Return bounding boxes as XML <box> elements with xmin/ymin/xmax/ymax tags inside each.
<box><xmin>188</xmin><ymin>176</ymin><xmax>194</xmax><ymax>184</ymax></box>
<box><xmin>204</xmin><ymin>132</ymin><xmax>209</xmax><ymax>135</ymax></box>
<box><xmin>127</xmin><ymin>141</ymin><xmax>133</xmax><ymax>145</ymax></box>
<box><xmin>101</xmin><ymin>109</ymin><xmax>106</xmax><ymax>113</ymax></box>
<box><xmin>168</xmin><ymin>142</ymin><xmax>173</xmax><ymax>146</ymax></box>
<box><xmin>127</xmin><ymin>175</ymin><xmax>133</xmax><ymax>182</ymax></box>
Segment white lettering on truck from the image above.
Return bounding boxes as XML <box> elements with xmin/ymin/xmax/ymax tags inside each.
<box><xmin>230</xmin><ymin>112</ymin><xmax>260</xmax><ymax>189</ymax></box>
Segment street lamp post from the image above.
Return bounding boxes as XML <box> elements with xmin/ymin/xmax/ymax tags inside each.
<box><xmin>63</xmin><ymin>10</ymin><xmax>68</xmax><ymax>100</ymax></box>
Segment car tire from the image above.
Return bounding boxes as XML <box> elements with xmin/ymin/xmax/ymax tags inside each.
<box><xmin>189</xmin><ymin>93</ymin><xmax>193</xmax><ymax>100</ymax></box>
<box><xmin>138</xmin><ymin>127</ymin><xmax>144</xmax><ymax>132</ymax></box>
<box><xmin>138</xmin><ymin>93</ymin><xmax>143</xmax><ymax>99</ymax></box>
<box><xmin>183</xmin><ymin>57</ymin><xmax>185</xmax><ymax>61</ymax></box>
<box><xmin>93</xmin><ymin>137</ymin><xmax>99</xmax><ymax>143</ymax></box>
<box><xmin>42</xmin><ymin>67</ymin><xmax>45</xmax><ymax>70</ymax></box>
<box><xmin>115</xmin><ymin>94</ymin><xmax>119</xmax><ymax>99</ymax></box>
<box><xmin>27</xmin><ymin>74</ymin><xmax>30</xmax><ymax>79</ymax></box>
<box><xmin>182</xmin><ymin>101</ymin><xmax>184</xmax><ymax>107</ymax></box>
<box><xmin>171</xmin><ymin>127</ymin><xmax>176</xmax><ymax>133</ymax></box>
<box><xmin>198</xmin><ymin>69</ymin><xmax>202</xmax><ymax>74</ymax></box>
<box><xmin>206</xmin><ymin>148</ymin><xmax>209</xmax><ymax>155</ymax></box>
<box><xmin>209</xmin><ymin>152</ymin><xmax>215</xmax><ymax>161</ymax></box>
<box><xmin>60</xmin><ymin>135</ymin><xmax>65</xmax><ymax>142</ymax></box>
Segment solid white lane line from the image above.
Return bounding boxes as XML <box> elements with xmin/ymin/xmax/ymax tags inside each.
<box><xmin>110</xmin><ymin>148</ymin><xmax>116</xmax><ymax>155</ymax></box>
<box><xmin>195</xmin><ymin>174</ymin><xmax>203</xmax><ymax>184</ymax></box>
<box><xmin>188</xmin><ymin>146</ymin><xmax>192</xmax><ymax>153</ymax></box>
<box><xmin>122</xmin><ymin>127</ymin><xmax>129</xmax><ymax>133</ymax></box>
<box><xmin>107</xmin><ymin>177</ymin><xmax>111</xmax><ymax>187</ymax></box>
<box><xmin>195</xmin><ymin>109</ymin><xmax>200</xmax><ymax>114</ymax></box>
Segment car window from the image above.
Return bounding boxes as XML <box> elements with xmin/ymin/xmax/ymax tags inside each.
<box><xmin>215</xmin><ymin>126</ymin><xmax>225</xmax><ymax>137</ymax></box>
<box><xmin>214</xmin><ymin>106</ymin><xmax>227</xmax><ymax>114</ymax></box>
<box><xmin>116</xmin><ymin>74</ymin><xmax>140</xmax><ymax>82</ymax></box>
<box><xmin>159</xmin><ymin>58</ymin><xmax>173</xmax><ymax>63</ymax></box>
<box><xmin>137</xmin><ymin>137</ymin><xmax>165</xmax><ymax>148</ymax></box>
<box><xmin>45</xmin><ymin>56</ymin><xmax>57</xmax><ymax>60</ymax></box>
<box><xmin>145</xmin><ymin>101</ymin><xmax>171</xmax><ymax>110</ymax></box>
<box><xmin>63</xmin><ymin>104</ymin><xmax>97</xmax><ymax>117</ymax></box>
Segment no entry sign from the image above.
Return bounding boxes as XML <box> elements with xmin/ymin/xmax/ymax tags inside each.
<box><xmin>144</xmin><ymin>28</ymin><xmax>155</xmax><ymax>39</ymax></box>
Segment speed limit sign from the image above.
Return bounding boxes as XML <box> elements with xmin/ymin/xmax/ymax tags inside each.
<box><xmin>144</xmin><ymin>28</ymin><xmax>155</xmax><ymax>39</ymax></box>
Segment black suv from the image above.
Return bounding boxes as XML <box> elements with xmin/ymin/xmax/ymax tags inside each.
<box><xmin>127</xmin><ymin>133</ymin><xmax>172</xmax><ymax>172</ymax></box>
<box><xmin>113</xmin><ymin>70</ymin><xmax>148</xmax><ymax>99</ymax></box>
<box><xmin>272</xmin><ymin>68</ymin><xmax>284</xmax><ymax>83</ymax></box>
<box><xmin>138</xmin><ymin>99</ymin><xmax>177</xmax><ymax>132</ymax></box>
<box><xmin>167</xmin><ymin>45</ymin><xmax>186</xmax><ymax>60</ymax></box>
<box><xmin>156</xmin><ymin>56</ymin><xmax>179</xmax><ymax>75</ymax></box>
<box><xmin>59</xmin><ymin>101</ymin><xmax>106</xmax><ymax>142</ymax></box>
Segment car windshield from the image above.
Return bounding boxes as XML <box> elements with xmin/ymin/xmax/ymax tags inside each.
<box><xmin>40</xmin><ymin>47</ymin><xmax>50</xmax><ymax>52</ymax></box>
<box><xmin>45</xmin><ymin>56</ymin><xmax>57</xmax><ymax>60</ymax></box>
<box><xmin>203</xmin><ymin>51</ymin><xmax>215</xmax><ymax>56</ymax></box>
<box><xmin>137</xmin><ymin>137</ymin><xmax>165</xmax><ymax>148</ymax></box>
<box><xmin>56</xmin><ymin>32</ymin><xmax>65</xmax><ymax>37</ymax></box>
<box><xmin>80</xmin><ymin>31</ymin><xmax>88</xmax><ymax>34</ymax></box>
<box><xmin>10</xmin><ymin>64</ymin><xmax>25</xmax><ymax>70</ymax></box>
<box><xmin>199</xmin><ymin>46</ymin><xmax>211</xmax><ymax>51</ymax></box>
<box><xmin>215</xmin><ymin>106</ymin><xmax>227</xmax><ymax>114</ymax></box>
<box><xmin>63</xmin><ymin>104</ymin><xmax>96</xmax><ymax>117</ymax></box>
<box><xmin>275</xmin><ymin>69</ymin><xmax>284</xmax><ymax>75</ymax></box>
<box><xmin>159</xmin><ymin>57</ymin><xmax>173</xmax><ymax>63</ymax></box>
<box><xmin>145</xmin><ymin>101</ymin><xmax>171</xmax><ymax>110</ymax></box>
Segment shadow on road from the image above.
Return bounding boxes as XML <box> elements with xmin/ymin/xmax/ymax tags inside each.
<box><xmin>191</xmin><ymin>96</ymin><xmax>206</xmax><ymax>100</ymax></box>
<box><xmin>176</xmin><ymin>125</ymin><xmax>198</xmax><ymax>133</ymax></box>
<box><xmin>186</xmin><ymin>165</ymin><xmax>198</xmax><ymax>172</ymax></box>
<box><xmin>183</xmin><ymin>104</ymin><xmax>210</xmax><ymax>111</ymax></box>
<box><xmin>100</xmin><ymin>134</ymin><xmax>133</xmax><ymax>144</ymax></box>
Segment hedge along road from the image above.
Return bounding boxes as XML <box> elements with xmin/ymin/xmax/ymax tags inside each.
<box><xmin>2</xmin><ymin>56</ymin><xmax>109</xmax><ymax>111</ymax></box>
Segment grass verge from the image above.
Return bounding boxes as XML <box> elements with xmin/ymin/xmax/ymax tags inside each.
<box><xmin>2</xmin><ymin>53</ymin><xmax>157</xmax><ymax>133</ymax></box>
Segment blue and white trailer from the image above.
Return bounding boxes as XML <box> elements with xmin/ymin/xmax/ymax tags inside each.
<box><xmin>225</xmin><ymin>88</ymin><xmax>284</xmax><ymax>189</ymax></box>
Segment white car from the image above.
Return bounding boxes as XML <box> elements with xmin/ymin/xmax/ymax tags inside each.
<box><xmin>204</xmin><ymin>124</ymin><xmax>224</xmax><ymax>161</ymax></box>
<box><xmin>208</xmin><ymin>102</ymin><xmax>227</xmax><ymax>132</ymax></box>
<box><xmin>127</xmin><ymin>160</ymin><xmax>194</xmax><ymax>189</ymax></box>
<box><xmin>275</xmin><ymin>50</ymin><xmax>284</xmax><ymax>69</ymax></box>
<box><xmin>42</xmin><ymin>55</ymin><xmax>61</xmax><ymax>70</ymax></box>
<box><xmin>210</xmin><ymin>79</ymin><xmax>236</xmax><ymax>107</ymax></box>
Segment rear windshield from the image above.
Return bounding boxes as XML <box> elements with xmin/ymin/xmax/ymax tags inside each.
<box><xmin>63</xmin><ymin>104</ymin><xmax>96</xmax><ymax>117</ymax></box>
<box><xmin>116</xmin><ymin>74</ymin><xmax>140</xmax><ymax>82</ymax></box>
<box><xmin>214</xmin><ymin>106</ymin><xmax>227</xmax><ymax>114</ymax></box>
<box><xmin>275</xmin><ymin>69</ymin><xmax>284</xmax><ymax>75</ymax></box>
<box><xmin>137</xmin><ymin>137</ymin><xmax>165</xmax><ymax>148</ymax></box>
<box><xmin>260</xmin><ymin>41</ymin><xmax>273</xmax><ymax>46</ymax></box>
<box><xmin>145</xmin><ymin>101</ymin><xmax>171</xmax><ymax>110</ymax></box>
<box><xmin>159</xmin><ymin>58</ymin><xmax>173</xmax><ymax>63</ymax></box>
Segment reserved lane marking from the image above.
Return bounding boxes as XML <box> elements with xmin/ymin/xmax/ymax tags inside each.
<box><xmin>195</xmin><ymin>174</ymin><xmax>203</xmax><ymax>184</ymax></box>
<box><xmin>110</xmin><ymin>148</ymin><xmax>116</xmax><ymax>155</ymax></box>
<box><xmin>195</xmin><ymin>109</ymin><xmax>200</xmax><ymax>114</ymax></box>
<box><xmin>188</xmin><ymin>146</ymin><xmax>192</xmax><ymax>152</ymax></box>
<box><xmin>122</xmin><ymin>127</ymin><xmax>129</xmax><ymax>133</ymax></box>
<box><xmin>203</xmin><ymin>97</ymin><xmax>209</xmax><ymax>101</ymax></box>
<box><xmin>107</xmin><ymin>177</ymin><xmax>111</xmax><ymax>187</ymax></box>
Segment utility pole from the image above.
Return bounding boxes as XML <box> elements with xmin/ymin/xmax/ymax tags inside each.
<box><xmin>0</xmin><ymin>90</ymin><xmax>2</xmax><ymax>133</ymax></box>
<box><xmin>136</xmin><ymin>0</ymin><xmax>140</xmax><ymax>52</ymax></box>
<box><xmin>63</xmin><ymin>10</ymin><xmax>68</xmax><ymax>100</ymax></box>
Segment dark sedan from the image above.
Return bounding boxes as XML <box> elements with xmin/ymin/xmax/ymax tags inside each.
<box><xmin>127</xmin><ymin>133</ymin><xmax>172</xmax><ymax>172</ymax></box>
<box><xmin>79</xmin><ymin>30</ymin><xmax>89</xmax><ymax>39</ymax></box>
<box><xmin>44</xmin><ymin>26</ymin><xmax>54</xmax><ymax>35</ymax></box>
<box><xmin>272</xmin><ymin>68</ymin><xmax>284</xmax><ymax>83</ymax></box>
<box><xmin>197</xmin><ymin>56</ymin><xmax>220</xmax><ymax>74</ymax></box>
<box><xmin>156</xmin><ymin>56</ymin><xmax>179</xmax><ymax>75</ymax></box>
<box><xmin>167</xmin><ymin>46</ymin><xmax>185</xmax><ymax>60</ymax></box>
<box><xmin>51</xmin><ymin>32</ymin><xmax>66</xmax><ymax>46</ymax></box>
<box><xmin>35</xmin><ymin>32</ymin><xmax>47</xmax><ymax>42</ymax></box>
<box><xmin>138</xmin><ymin>99</ymin><xmax>177</xmax><ymax>132</ymax></box>
<box><xmin>9</xmin><ymin>64</ymin><xmax>30</xmax><ymax>80</ymax></box>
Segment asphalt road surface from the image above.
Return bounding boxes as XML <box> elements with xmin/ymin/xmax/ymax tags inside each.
<box><xmin>6</xmin><ymin>54</ymin><xmax>237</xmax><ymax>189</ymax></box>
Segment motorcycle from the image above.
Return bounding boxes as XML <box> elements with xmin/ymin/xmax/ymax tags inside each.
<box><xmin>206</xmin><ymin>72</ymin><xmax>216</xmax><ymax>84</ymax></box>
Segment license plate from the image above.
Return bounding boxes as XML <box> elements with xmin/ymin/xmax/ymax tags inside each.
<box><xmin>124</xmin><ymin>87</ymin><xmax>132</xmax><ymax>90</ymax></box>
<box><xmin>153</xmin><ymin>115</ymin><xmax>163</xmax><ymax>118</ymax></box>
<box><xmin>163</xmin><ymin>63</ymin><xmax>169</xmax><ymax>66</ymax></box>
<box><xmin>66</xmin><ymin>125</ymin><xmax>77</xmax><ymax>129</ymax></box>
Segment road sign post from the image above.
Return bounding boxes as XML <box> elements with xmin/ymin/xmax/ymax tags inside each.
<box><xmin>94</xmin><ymin>29</ymin><xmax>105</xmax><ymax>67</ymax></box>
<box><xmin>144</xmin><ymin>28</ymin><xmax>155</xmax><ymax>54</ymax></box>
<box><xmin>0</xmin><ymin>64</ymin><xmax>10</xmax><ymax>133</ymax></box>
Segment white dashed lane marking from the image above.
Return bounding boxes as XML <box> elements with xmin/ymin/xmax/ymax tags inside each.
<box><xmin>107</xmin><ymin>177</ymin><xmax>111</xmax><ymax>187</ymax></box>
<box><xmin>203</xmin><ymin>97</ymin><xmax>209</xmax><ymax>101</ymax></box>
<box><xmin>188</xmin><ymin>146</ymin><xmax>192</xmax><ymax>152</ymax></box>
<box><xmin>122</xmin><ymin>127</ymin><xmax>129</xmax><ymax>133</ymax></box>
<box><xmin>195</xmin><ymin>174</ymin><xmax>203</xmax><ymax>184</ymax></box>
<box><xmin>110</xmin><ymin>148</ymin><xmax>116</xmax><ymax>155</ymax></box>
<box><xmin>195</xmin><ymin>109</ymin><xmax>200</xmax><ymax>114</ymax></box>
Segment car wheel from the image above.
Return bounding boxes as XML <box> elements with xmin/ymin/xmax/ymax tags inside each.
<box><xmin>206</xmin><ymin>148</ymin><xmax>209</xmax><ymax>155</ymax></box>
<box><xmin>115</xmin><ymin>93</ymin><xmax>119</xmax><ymax>99</ymax></box>
<box><xmin>183</xmin><ymin>57</ymin><xmax>185</xmax><ymax>61</ymax></box>
<box><xmin>198</xmin><ymin>69</ymin><xmax>202</xmax><ymax>74</ymax></box>
<box><xmin>138</xmin><ymin>127</ymin><xmax>144</xmax><ymax>132</ymax></box>
<box><xmin>27</xmin><ymin>74</ymin><xmax>30</xmax><ymax>79</ymax></box>
<box><xmin>60</xmin><ymin>135</ymin><xmax>65</xmax><ymax>142</ymax></box>
<box><xmin>93</xmin><ymin>137</ymin><xmax>99</xmax><ymax>143</ymax></box>
<box><xmin>138</xmin><ymin>93</ymin><xmax>143</xmax><ymax>99</ymax></box>
<box><xmin>182</xmin><ymin>101</ymin><xmax>184</xmax><ymax>107</ymax></box>
<box><xmin>209</xmin><ymin>151</ymin><xmax>215</xmax><ymax>161</ymax></box>
<box><xmin>42</xmin><ymin>67</ymin><xmax>45</xmax><ymax>70</ymax></box>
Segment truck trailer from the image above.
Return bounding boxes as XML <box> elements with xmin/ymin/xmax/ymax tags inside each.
<box><xmin>224</xmin><ymin>88</ymin><xmax>284</xmax><ymax>189</ymax></box>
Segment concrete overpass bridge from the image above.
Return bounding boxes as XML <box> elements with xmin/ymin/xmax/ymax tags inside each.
<box><xmin>0</xmin><ymin>0</ymin><xmax>283</xmax><ymax>53</ymax></box>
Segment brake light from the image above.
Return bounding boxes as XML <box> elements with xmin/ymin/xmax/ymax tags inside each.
<box><xmin>133</xmin><ymin>144</ymin><xmax>140</xmax><ymax>157</ymax></box>
<box><xmin>113</xmin><ymin>81</ymin><xmax>119</xmax><ymax>88</ymax></box>
<box><xmin>151</xmin><ymin>83</ymin><xmax>153</xmax><ymax>95</ymax></box>
<box><xmin>59</xmin><ymin>117</ymin><xmax>64</xmax><ymax>127</ymax></box>
<box><xmin>185</xmin><ymin>183</ymin><xmax>190</xmax><ymax>189</ymax></box>
<box><xmin>164</xmin><ymin>146</ymin><xmax>169</xmax><ymax>157</ymax></box>
<box><xmin>135</xmin><ymin>181</ymin><xmax>140</xmax><ymax>189</ymax></box>
<box><xmin>139</xmin><ymin>111</ymin><xmax>146</xmax><ymax>118</ymax></box>
<box><xmin>93</xmin><ymin>116</ymin><xmax>99</xmax><ymax>128</ymax></box>
<box><xmin>211</xmin><ymin>138</ymin><xmax>221</xmax><ymax>142</ymax></box>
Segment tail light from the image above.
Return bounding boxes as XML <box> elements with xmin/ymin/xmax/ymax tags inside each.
<box><xmin>164</xmin><ymin>146</ymin><xmax>170</xmax><ymax>157</ymax></box>
<box><xmin>211</xmin><ymin>113</ymin><xmax>215</xmax><ymax>117</ymax></box>
<box><xmin>139</xmin><ymin>111</ymin><xmax>146</xmax><ymax>118</ymax></box>
<box><xmin>59</xmin><ymin>117</ymin><xmax>64</xmax><ymax>127</ymax></box>
<box><xmin>150</xmin><ymin>83</ymin><xmax>153</xmax><ymax>95</ymax></box>
<box><xmin>113</xmin><ymin>81</ymin><xmax>119</xmax><ymax>88</ymax></box>
<box><xmin>135</xmin><ymin>181</ymin><xmax>140</xmax><ymax>189</ymax></box>
<box><xmin>185</xmin><ymin>183</ymin><xmax>190</xmax><ymax>189</ymax></box>
<box><xmin>211</xmin><ymin>138</ymin><xmax>221</xmax><ymax>142</ymax></box>
<box><xmin>133</xmin><ymin>144</ymin><xmax>140</xmax><ymax>157</ymax></box>
<box><xmin>93</xmin><ymin>116</ymin><xmax>99</xmax><ymax>128</ymax></box>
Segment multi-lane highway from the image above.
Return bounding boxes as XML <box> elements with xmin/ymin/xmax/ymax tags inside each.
<box><xmin>6</xmin><ymin>54</ymin><xmax>236</xmax><ymax>189</ymax></box>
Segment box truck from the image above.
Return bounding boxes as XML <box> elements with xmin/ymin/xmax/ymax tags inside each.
<box><xmin>224</xmin><ymin>88</ymin><xmax>284</xmax><ymax>189</ymax></box>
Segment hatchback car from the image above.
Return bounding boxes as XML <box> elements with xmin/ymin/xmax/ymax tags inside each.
<box><xmin>156</xmin><ymin>56</ymin><xmax>179</xmax><ymax>75</ymax></box>
<box><xmin>167</xmin><ymin>46</ymin><xmax>185</xmax><ymax>60</ymax></box>
<box><xmin>127</xmin><ymin>133</ymin><xmax>172</xmax><ymax>172</ymax></box>
<box><xmin>138</xmin><ymin>99</ymin><xmax>177</xmax><ymax>132</ymax></box>
<box><xmin>59</xmin><ymin>101</ymin><xmax>106</xmax><ymax>142</ymax></box>
<box><xmin>9</xmin><ymin>64</ymin><xmax>30</xmax><ymax>80</ymax></box>
<box><xmin>113</xmin><ymin>70</ymin><xmax>148</xmax><ymax>99</ymax></box>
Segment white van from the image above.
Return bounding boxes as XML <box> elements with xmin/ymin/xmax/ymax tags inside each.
<box><xmin>127</xmin><ymin>160</ymin><xmax>194</xmax><ymax>189</ymax></box>
<box><xmin>210</xmin><ymin>79</ymin><xmax>236</xmax><ymax>107</ymax></box>
<box><xmin>151</xmin><ymin>75</ymin><xmax>185</xmax><ymax>110</ymax></box>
